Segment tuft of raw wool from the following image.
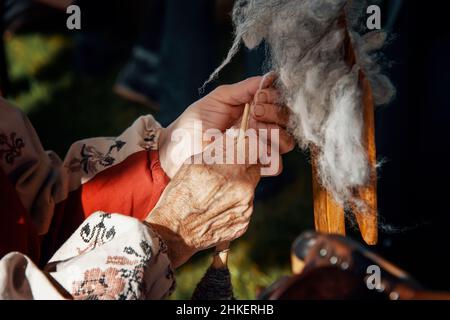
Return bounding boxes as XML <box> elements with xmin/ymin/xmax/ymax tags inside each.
<box><xmin>205</xmin><ymin>0</ymin><xmax>395</xmax><ymax>211</ymax></box>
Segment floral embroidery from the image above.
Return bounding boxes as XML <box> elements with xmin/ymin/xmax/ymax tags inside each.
<box><xmin>72</xmin><ymin>267</ymin><xmax>126</xmax><ymax>300</ymax></box>
<box><xmin>67</xmin><ymin>213</ymin><xmax>175</xmax><ymax>300</ymax></box>
<box><xmin>140</xmin><ymin>127</ymin><xmax>159</xmax><ymax>151</ymax></box>
<box><xmin>106</xmin><ymin>256</ymin><xmax>139</xmax><ymax>266</ymax></box>
<box><xmin>67</xmin><ymin>139</ymin><xmax>126</xmax><ymax>174</ymax></box>
<box><xmin>117</xmin><ymin>241</ymin><xmax>153</xmax><ymax>300</ymax></box>
<box><xmin>0</xmin><ymin>132</ymin><xmax>25</xmax><ymax>165</ymax></box>
<box><xmin>153</xmin><ymin>229</ymin><xmax>176</xmax><ymax>295</ymax></box>
<box><xmin>72</xmin><ymin>240</ymin><xmax>154</xmax><ymax>300</ymax></box>
<box><xmin>78</xmin><ymin>213</ymin><xmax>116</xmax><ymax>254</ymax></box>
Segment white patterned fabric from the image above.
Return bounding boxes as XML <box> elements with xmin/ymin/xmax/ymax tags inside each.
<box><xmin>0</xmin><ymin>98</ymin><xmax>162</xmax><ymax>235</ymax></box>
<box><xmin>0</xmin><ymin>212</ymin><xmax>175</xmax><ymax>300</ymax></box>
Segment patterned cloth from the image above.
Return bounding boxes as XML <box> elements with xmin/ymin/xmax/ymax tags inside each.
<box><xmin>0</xmin><ymin>212</ymin><xmax>175</xmax><ymax>300</ymax></box>
<box><xmin>0</xmin><ymin>98</ymin><xmax>175</xmax><ymax>299</ymax></box>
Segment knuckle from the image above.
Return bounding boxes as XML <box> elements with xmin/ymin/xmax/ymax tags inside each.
<box><xmin>276</xmin><ymin>157</ymin><xmax>284</xmax><ymax>175</ymax></box>
<box><xmin>277</xmin><ymin>106</ymin><xmax>290</xmax><ymax>122</ymax></box>
<box><xmin>244</xmin><ymin>207</ymin><xmax>253</xmax><ymax>219</ymax></box>
<box><xmin>287</xmin><ymin>136</ymin><xmax>296</xmax><ymax>151</ymax></box>
<box><xmin>231</xmin><ymin>182</ymin><xmax>246</xmax><ymax>194</ymax></box>
<box><xmin>241</xmin><ymin>180</ymin><xmax>255</xmax><ymax>194</ymax></box>
<box><xmin>229</xmin><ymin>182</ymin><xmax>254</xmax><ymax>202</ymax></box>
<box><xmin>237</xmin><ymin>224</ymin><xmax>249</xmax><ymax>238</ymax></box>
<box><xmin>213</xmin><ymin>84</ymin><xmax>229</xmax><ymax>95</ymax></box>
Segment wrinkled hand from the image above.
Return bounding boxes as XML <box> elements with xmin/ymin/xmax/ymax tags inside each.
<box><xmin>158</xmin><ymin>74</ymin><xmax>295</xmax><ymax>179</ymax></box>
<box><xmin>146</xmin><ymin>137</ymin><xmax>260</xmax><ymax>268</ymax></box>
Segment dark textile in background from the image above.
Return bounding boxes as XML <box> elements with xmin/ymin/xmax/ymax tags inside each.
<box><xmin>374</xmin><ymin>1</ymin><xmax>450</xmax><ymax>290</ymax></box>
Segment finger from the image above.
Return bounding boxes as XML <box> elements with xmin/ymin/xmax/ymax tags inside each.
<box><xmin>251</xmin><ymin>103</ymin><xmax>290</xmax><ymax>128</ymax></box>
<box><xmin>266</xmin><ymin>127</ymin><xmax>295</xmax><ymax>155</ymax></box>
<box><xmin>206</xmin><ymin>205</ymin><xmax>254</xmax><ymax>245</ymax></box>
<box><xmin>231</xmin><ymin>223</ymin><xmax>250</xmax><ymax>241</ymax></box>
<box><xmin>261</xmin><ymin>155</ymin><xmax>283</xmax><ymax>177</ymax></box>
<box><xmin>209</xmin><ymin>204</ymin><xmax>251</xmax><ymax>229</ymax></box>
<box><xmin>278</xmin><ymin>129</ymin><xmax>296</xmax><ymax>154</ymax></box>
<box><xmin>250</xmin><ymin>122</ymin><xmax>295</xmax><ymax>154</ymax></box>
<box><xmin>212</xmin><ymin>72</ymin><xmax>277</xmax><ymax>106</ymax></box>
<box><xmin>210</xmin><ymin>223</ymin><xmax>249</xmax><ymax>247</ymax></box>
<box><xmin>254</xmin><ymin>88</ymin><xmax>281</xmax><ymax>105</ymax></box>
<box><xmin>260</xmin><ymin>71</ymin><xmax>277</xmax><ymax>89</ymax></box>
<box><xmin>213</xmin><ymin>76</ymin><xmax>264</xmax><ymax>106</ymax></box>
<box><xmin>221</xmin><ymin>207</ymin><xmax>254</xmax><ymax>242</ymax></box>
<box><xmin>247</xmin><ymin>163</ymin><xmax>262</xmax><ymax>185</ymax></box>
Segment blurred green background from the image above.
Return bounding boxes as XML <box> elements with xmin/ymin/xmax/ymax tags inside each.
<box><xmin>5</xmin><ymin>33</ymin><xmax>314</xmax><ymax>299</ymax></box>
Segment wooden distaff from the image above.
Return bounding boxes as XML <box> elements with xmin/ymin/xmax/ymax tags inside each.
<box><xmin>311</xmin><ymin>15</ymin><xmax>378</xmax><ymax>245</ymax></box>
<box><xmin>212</xmin><ymin>102</ymin><xmax>252</xmax><ymax>269</ymax></box>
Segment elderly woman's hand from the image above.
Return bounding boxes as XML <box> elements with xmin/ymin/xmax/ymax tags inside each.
<box><xmin>145</xmin><ymin>138</ymin><xmax>260</xmax><ymax>268</ymax></box>
<box><xmin>158</xmin><ymin>74</ymin><xmax>295</xmax><ymax>179</ymax></box>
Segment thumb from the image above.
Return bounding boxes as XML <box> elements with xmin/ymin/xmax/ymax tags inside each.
<box><xmin>211</xmin><ymin>73</ymin><xmax>276</xmax><ymax>106</ymax></box>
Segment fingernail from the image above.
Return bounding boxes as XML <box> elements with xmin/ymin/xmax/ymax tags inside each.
<box><xmin>261</xmin><ymin>71</ymin><xmax>277</xmax><ymax>88</ymax></box>
<box><xmin>263</xmin><ymin>71</ymin><xmax>276</xmax><ymax>79</ymax></box>
<box><xmin>257</xmin><ymin>91</ymin><xmax>268</xmax><ymax>104</ymax></box>
<box><xmin>254</xmin><ymin>104</ymin><xmax>265</xmax><ymax>117</ymax></box>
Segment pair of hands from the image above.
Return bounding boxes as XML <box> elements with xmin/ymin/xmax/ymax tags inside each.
<box><xmin>158</xmin><ymin>74</ymin><xmax>294</xmax><ymax>179</ymax></box>
<box><xmin>147</xmin><ymin>75</ymin><xmax>295</xmax><ymax>268</ymax></box>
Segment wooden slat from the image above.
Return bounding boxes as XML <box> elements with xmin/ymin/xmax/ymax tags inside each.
<box><xmin>311</xmin><ymin>13</ymin><xmax>378</xmax><ymax>244</ymax></box>
<box><xmin>342</xmin><ymin>14</ymin><xmax>378</xmax><ymax>245</ymax></box>
<box><xmin>352</xmin><ymin>74</ymin><xmax>378</xmax><ymax>245</ymax></box>
<box><xmin>311</xmin><ymin>148</ymin><xmax>346</xmax><ymax>236</ymax></box>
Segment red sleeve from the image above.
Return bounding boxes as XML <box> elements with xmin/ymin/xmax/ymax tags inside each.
<box><xmin>0</xmin><ymin>168</ymin><xmax>40</xmax><ymax>263</ymax></box>
<box><xmin>41</xmin><ymin>150</ymin><xmax>170</xmax><ymax>264</ymax></box>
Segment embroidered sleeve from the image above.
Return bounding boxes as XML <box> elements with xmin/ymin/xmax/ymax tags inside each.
<box><xmin>62</xmin><ymin>114</ymin><xmax>162</xmax><ymax>188</ymax></box>
<box><xmin>0</xmin><ymin>98</ymin><xmax>170</xmax><ymax>264</ymax></box>
<box><xmin>0</xmin><ymin>212</ymin><xmax>176</xmax><ymax>300</ymax></box>
<box><xmin>0</xmin><ymin>99</ymin><xmax>57</xmax><ymax>236</ymax></box>
<box><xmin>48</xmin><ymin>212</ymin><xmax>175</xmax><ymax>300</ymax></box>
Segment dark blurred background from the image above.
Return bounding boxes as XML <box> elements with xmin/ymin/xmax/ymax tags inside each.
<box><xmin>1</xmin><ymin>0</ymin><xmax>449</xmax><ymax>299</ymax></box>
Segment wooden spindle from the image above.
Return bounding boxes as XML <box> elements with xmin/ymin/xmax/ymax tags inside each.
<box><xmin>212</xmin><ymin>102</ymin><xmax>252</xmax><ymax>269</ymax></box>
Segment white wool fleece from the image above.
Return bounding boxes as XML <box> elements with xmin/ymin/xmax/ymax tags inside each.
<box><xmin>204</xmin><ymin>0</ymin><xmax>395</xmax><ymax>211</ymax></box>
